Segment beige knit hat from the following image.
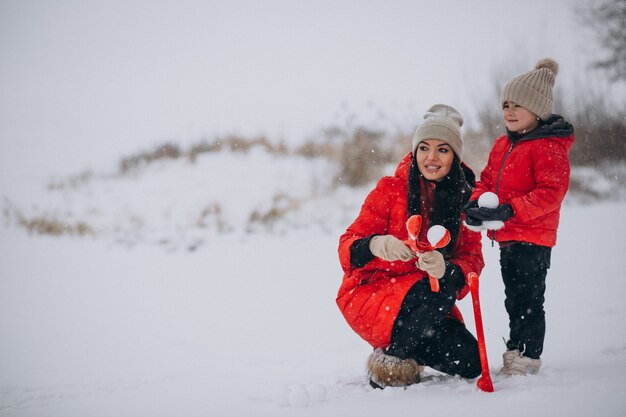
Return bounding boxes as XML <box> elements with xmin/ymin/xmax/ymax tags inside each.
<box><xmin>412</xmin><ymin>104</ymin><xmax>464</xmax><ymax>160</ymax></box>
<box><xmin>501</xmin><ymin>58</ymin><xmax>559</xmax><ymax>120</ymax></box>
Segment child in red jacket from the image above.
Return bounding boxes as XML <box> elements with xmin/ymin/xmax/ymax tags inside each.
<box><xmin>464</xmin><ymin>58</ymin><xmax>575</xmax><ymax>376</ymax></box>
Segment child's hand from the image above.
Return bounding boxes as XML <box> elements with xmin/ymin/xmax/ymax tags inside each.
<box><xmin>463</xmin><ymin>200</ymin><xmax>484</xmax><ymax>227</ymax></box>
<box><xmin>462</xmin><ymin>199</ymin><xmax>479</xmax><ymax>213</ymax></box>
<box><xmin>466</xmin><ymin>204</ymin><xmax>514</xmax><ymax>222</ymax></box>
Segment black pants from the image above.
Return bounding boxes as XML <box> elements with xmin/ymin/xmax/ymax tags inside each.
<box><xmin>386</xmin><ymin>277</ymin><xmax>481</xmax><ymax>379</ymax></box>
<box><xmin>500</xmin><ymin>242</ymin><xmax>551</xmax><ymax>360</ymax></box>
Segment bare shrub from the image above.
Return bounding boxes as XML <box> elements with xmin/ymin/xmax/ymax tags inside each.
<box><xmin>474</xmin><ymin>103</ymin><xmax>502</xmax><ymax>146</ymax></box>
<box><xmin>462</xmin><ymin>128</ymin><xmax>494</xmax><ymax>174</ymax></box>
<box><xmin>566</xmin><ymin>88</ymin><xmax>626</xmax><ymax>166</ymax></box>
<box><xmin>335</xmin><ymin>127</ymin><xmax>387</xmax><ymax>187</ymax></box>
<box><xmin>379</xmin><ymin>131</ymin><xmax>413</xmax><ymax>167</ymax></box>
<box><xmin>577</xmin><ymin>0</ymin><xmax>626</xmax><ymax>82</ymax></box>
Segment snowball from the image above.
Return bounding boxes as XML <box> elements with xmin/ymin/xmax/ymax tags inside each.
<box><xmin>478</xmin><ymin>192</ymin><xmax>499</xmax><ymax>209</ymax></box>
<box><xmin>288</xmin><ymin>385</ymin><xmax>311</xmax><ymax>407</ymax></box>
<box><xmin>306</xmin><ymin>384</ymin><xmax>327</xmax><ymax>402</ymax></box>
<box><xmin>427</xmin><ymin>225</ymin><xmax>447</xmax><ymax>246</ymax></box>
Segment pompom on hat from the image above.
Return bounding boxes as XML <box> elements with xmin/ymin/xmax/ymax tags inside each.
<box><xmin>501</xmin><ymin>58</ymin><xmax>559</xmax><ymax>120</ymax></box>
<box><xmin>412</xmin><ymin>104</ymin><xmax>464</xmax><ymax>160</ymax></box>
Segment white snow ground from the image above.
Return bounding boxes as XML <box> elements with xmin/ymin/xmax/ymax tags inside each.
<box><xmin>1</xmin><ymin>150</ymin><xmax>625</xmax><ymax>416</ymax></box>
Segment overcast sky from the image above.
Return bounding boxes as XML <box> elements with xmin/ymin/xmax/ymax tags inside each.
<box><xmin>0</xmin><ymin>0</ymin><xmax>621</xmax><ymax>179</ymax></box>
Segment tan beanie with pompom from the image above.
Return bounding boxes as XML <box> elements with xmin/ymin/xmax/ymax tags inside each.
<box><xmin>501</xmin><ymin>58</ymin><xmax>559</xmax><ymax>120</ymax></box>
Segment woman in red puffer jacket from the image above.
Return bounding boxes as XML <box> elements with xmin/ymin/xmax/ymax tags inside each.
<box><xmin>337</xmin><ymin>104</ymin><xmax>484</xmax><ymax>388</ymax></box>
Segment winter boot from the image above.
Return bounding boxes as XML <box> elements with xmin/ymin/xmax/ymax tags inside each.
<box><xmin>501</xmin><ymin>349</ymin><xmax>542</xmax><ymax>376</ymax></box>
<box><xmin>367</xmin><ymin>348</ymin><xmax>423</xmax><ymax>388</ymax></box>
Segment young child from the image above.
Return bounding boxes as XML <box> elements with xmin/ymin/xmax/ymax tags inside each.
<box><xmin>464</xmin><ymin>58</ymin><xmax>575</xmax><ymax>376</ymax></box>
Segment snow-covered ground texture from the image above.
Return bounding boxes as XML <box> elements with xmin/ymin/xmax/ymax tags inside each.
<box><xmin>1</xmin><ymin>148</ymin><xmax>625</xmax><ymax>416</ymax></box>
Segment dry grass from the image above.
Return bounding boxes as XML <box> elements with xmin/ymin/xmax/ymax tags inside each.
<box><xmin>248</xmin><ymin>193</ymin><xmax>300</xmax><ymax>228</ymax></box>
<box><xmin>47</xmin><ymin>170</ymin><xmax>94</xmax><ymax>191</ymax></box>
<box><xmin>3</xmin><ymin>198</ymin><xmax>93</xmax><ymax>236</ymax></box>
<box><xmin>332</xmin><ymin>128</ymin><xmax>412</xmax><ymax>187</ymax></box>
<box><xmin>17</xmin><ymin>215</ymin><xmax>94</xmax><ymax>236</ymax></box>
<box><xmin>112</xmin><ymin>127</ymin><xmax>413</xmax><ymax>192</ymax></box>
<box><xmin>118</xmin><ymin>136</ymin><xmax>292</xmax><ymax>171</ymax></box>
<box><xmin>188</xmin><ymin>135</ymin><xmax>289</xmax><ymax>163</ymax></box>
<box><xmin>196</xmin><ymin>202</ymin><xmax>231</xmax><ymax>233</ymax></box>
<box><xmin>294</xmin><ymin>140</ymin><xmax>338</xmax><ymax>160</ymax></box>
<box><xmin>119</xmin><ymin>143</ymin><xmax>182</xmax><ymax>173</ymax></box>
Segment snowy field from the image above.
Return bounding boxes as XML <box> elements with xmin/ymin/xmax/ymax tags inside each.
<box><xmin>3</xmin><ymin>1</ymin><xmax>626</xmax><ymax>415</ymax></box>
<box><xmin>1</xmin><ymin>150</ymin><xmax>625</xmax><ymax>417</ymax></box>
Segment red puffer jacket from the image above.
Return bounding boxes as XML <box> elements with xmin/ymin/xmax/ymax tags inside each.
<box><xmin>471</xmin><ymin>115</ymin><xmax>575</xmax><ymax>247</ymax></box>
<box><xmin>336</xmin><ymin>153</ymin><xmax>484</xmax><ymax>349</ymax></box>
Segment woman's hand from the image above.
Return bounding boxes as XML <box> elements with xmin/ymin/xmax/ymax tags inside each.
<box><xmin>416</xmin><ymin>250</ymin><xmax>445</xmax><ymax>278</ymax></box>
<box><xmin>369</xmin><ymin>235</ymin><xmax>415</xmax><ymax>262</ymax></box>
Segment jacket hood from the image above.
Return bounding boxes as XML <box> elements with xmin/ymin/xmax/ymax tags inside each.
<box><xmin>507</xmin><ymin>114</ymin><xmax>575</xmax><ymax>152</ymax></box>
<box><xmin>394</xmin><ymin>152</ymin><xmax>413</xmax><ymax>182</ymax></box>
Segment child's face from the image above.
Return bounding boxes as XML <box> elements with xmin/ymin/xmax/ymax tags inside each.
<box><xmin>415</xmin><ymin>139</ymin><xmax>454</xmax><ymax>182</ymax></box>
<box><xmin>502</xmin><ymin>101</ymin><xmax>539</xmax><ymax>134</ymax></box>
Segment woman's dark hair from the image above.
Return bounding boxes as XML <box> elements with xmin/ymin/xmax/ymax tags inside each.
<box><xmin>407</xmin><ymin>153</ymin><xmax>473</xmax><ymax>258</ymax></box>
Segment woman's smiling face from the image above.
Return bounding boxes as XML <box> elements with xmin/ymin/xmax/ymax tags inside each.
<box><xmin>415</xmin><ymin>139</ymin><xmax>454</xmax><ymax>182</ymax></box>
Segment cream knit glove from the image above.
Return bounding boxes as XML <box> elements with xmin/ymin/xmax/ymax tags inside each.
<box><xmin>369</xmin><ymin>235</ymin><xmax>415</xmax><ymax>262</ymax></box>
<box><xmin>416</xmin><ymin>250</ymin><xmax>445</xmax><ymax>278</ymax></box>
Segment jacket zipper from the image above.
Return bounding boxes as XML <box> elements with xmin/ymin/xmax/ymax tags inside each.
<box><xmin>491</xmin><ymin>142</ymin><xmax>515</xmax><ymax>246</ymax></box>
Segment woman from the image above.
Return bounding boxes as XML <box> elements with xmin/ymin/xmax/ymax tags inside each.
<box><xmin>337</xmin><ymin>104</ymin><xmax>484</xmax><ymax>388</ymax></box>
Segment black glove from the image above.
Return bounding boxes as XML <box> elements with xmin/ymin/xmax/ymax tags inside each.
<box><xmin>464</xmin><ymin>214</ymin><xmax>483</xmax><ymax>227</ymax></box>
<box><xmin>462</xmin><ymin>200</ymin><xmax>482</xmax><ymax>226</ymax></box>
<box><xmin>462</xmin><ymin>200</ymin><xmax>479</xmax><ymax>213</ymax></box>
<box><xmin>466</xmin><ymin>203</ymin><xmax>514</xmax><ymax>222</ymax></box>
